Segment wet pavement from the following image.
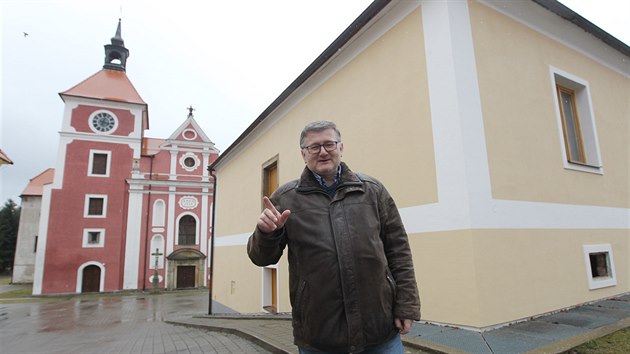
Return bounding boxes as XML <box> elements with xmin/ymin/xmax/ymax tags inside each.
<box><xmin>0</xmin><ymin>287</ymin><xmax>429</xmax><ymax>354</ymax></box>
<box><xmin>1</xmin><ymin>284</ymin><xmax>628</xmax><ymax>353</ymax></box>
<box><xmin>0</xmin><ymin>289</ymin><xmax>273</xmax><ymax>354</ymax></box>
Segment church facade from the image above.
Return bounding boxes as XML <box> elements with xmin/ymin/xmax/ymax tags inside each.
<box><xmin>32</xmin><ymin>21</ymin><xmax>218</xmax><ymax>295</ymax></box>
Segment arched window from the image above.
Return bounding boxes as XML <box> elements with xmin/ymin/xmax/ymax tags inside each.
<box><xmin>150</xmin><ymin>235</ymin><xmax>165</xmax><ymax>269</ymax></box>
<box><xmin>152</xmin><ymin>200</ymin><xmax>166</xmax><ymax>227</ymax></box>
<box><xmin>178</xmin><ymin>215</ymin><xmax>196</xmax><ymax>245</ymax></box>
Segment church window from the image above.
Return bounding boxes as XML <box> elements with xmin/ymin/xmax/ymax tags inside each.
<box><xmin>88</xmin><ymin>198</ymin><xmax>104</xmax><ymax>215</ymax></box>
<box><xmin>179</xmin><ymin>152</ymin><xmax>200</xmax><ymax>171</ymax></box>
<box><xmin>182</xmin><ymin>129</ymin><xmax>197</xmax><ymax>140</ymax></box>
<box><xmin>88</xmin><ymin>150</ymin><xmax>111</xmax><ymax>177</ymax></box>
<box><xmin>88</xmin><ymin>232</ymin><xmax>100</xmax><ymax>244</ymax></box>
<box><xmin>152</xmin><ymin>200</ymin><xmax>166</xmax><ymax>227</ymax></box>
<box><xmin>177</xmin><ymin>214</ymin><xmax>196</xmax><ymax>245</ymax></box>
<box><xmin>150</xmin><ymin>235</ymin><xmax>165</xmax><ymax>269</ymax></box>
<box><xmin>92</xmin><ymin>154</ymin><xmax>108</xmax><ymax>174</ymax></box>
<box><xmin>82</xmin><ymin>228</ymin><xmax>105</xmax><ymax>248</ymax></box>
<box><xmin>84</xmin><ymin>194</ymin><xmax>107</xmax><ymax>217</ymax></box>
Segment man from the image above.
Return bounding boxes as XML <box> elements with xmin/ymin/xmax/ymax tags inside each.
<box><xmin>248</xmin><ymin>121</ymin><xmax>420</xmax><ymax>353</ymax></box>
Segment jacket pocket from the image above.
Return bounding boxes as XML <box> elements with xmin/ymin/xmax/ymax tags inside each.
<box><xmin>385</xmin><ymin>270</ymin><xmax>397</xmax><ymax>310</ymax></box>
<box><xmin>293</xmin><ymin>279</ymin><xmax>308</xmax><ymax>326</ymax></box>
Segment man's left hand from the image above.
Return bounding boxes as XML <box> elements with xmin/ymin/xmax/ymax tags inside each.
<box><xmin>394</xmin><ymin>318</ymin><xmax>413</xmax><ymax>335</ymax></box>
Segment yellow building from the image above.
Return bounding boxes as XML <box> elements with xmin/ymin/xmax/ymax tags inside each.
<box><xmin>209</xmin><ymin>0</ymin><xmax>629</xmax><ymax>330</ymax></box>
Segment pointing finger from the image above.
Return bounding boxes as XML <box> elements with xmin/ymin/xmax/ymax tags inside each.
<box><xmin>263</xmin><ymin>196</ymin><xmax>279</xmax><ymax>215</ymax></box>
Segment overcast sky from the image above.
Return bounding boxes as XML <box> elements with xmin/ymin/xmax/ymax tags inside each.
<box><xmin>1</xmin><ymin>0</ymin><xmax>629</xmax><ymax>204</ymax></box>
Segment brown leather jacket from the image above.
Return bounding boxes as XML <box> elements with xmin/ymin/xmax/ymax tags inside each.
<box><xmin>248</xmin><ymin>163</ymin><xmax>420</xmax><ymax>352</ymax></box>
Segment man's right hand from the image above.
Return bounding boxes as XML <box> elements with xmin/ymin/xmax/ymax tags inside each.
<box><xmin>257</xmin><ymin>196</ymin><xmax>291</xmax><ymax>234</ymax></box>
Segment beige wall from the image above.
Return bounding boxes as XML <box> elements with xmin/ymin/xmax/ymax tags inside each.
<box><xmin>472</xmin><ymin>229</ymin><xmax>627</xmax><ymax>327</ymax></box>
<box><xmin>409</xmin><ymin>230</ymin><xmax>483</xmax><ymax>326</ymax></box>
<box><xmin>213</xmin><ymin>7</ymin><xmax>435</xmax><ymax>313</ymax></box>
<box><xmin>469</xmin><ymin>1</ymin><xmax>630</xmax><ymax>207</ymax></box>
<box><xmin>212</xmin><ymin>1</ymin><xmax>630</xmax><ymax>329</ymax></box>
<box><xmin>215</xmin><ymin>8</ymin><xmax>436</xmax><ymax>237</ymax></box>
<box><xmin>412</xmin><ymin>228</ymin><xmax>628</xmax><ymax>328</ymax></box>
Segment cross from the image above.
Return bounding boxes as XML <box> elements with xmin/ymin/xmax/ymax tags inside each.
<box><xmin>152</xmin><ymin>248</ymin><xmax>163</xmax><ymax>270</ymax></box>
<box><xmin>187</xmin><ymin>105</ymin><xmax>195</xmax><ymax>118</ymax></box>
<box><xmin>151</xmin><ymin>248</ymin><xmax>163</xmax><ymax>290</ymax></box>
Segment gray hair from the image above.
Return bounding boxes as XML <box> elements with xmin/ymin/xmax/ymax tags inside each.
<box><xmin>299</xmin><ymin>121</ymin><xmax>342</xmax><ymax>147</ymax></box>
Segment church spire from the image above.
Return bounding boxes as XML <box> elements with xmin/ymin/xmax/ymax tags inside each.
<box><xmin>103</xmin><ymin>19</ymin><xmax>129</xmax><ymax>72</ymax></box>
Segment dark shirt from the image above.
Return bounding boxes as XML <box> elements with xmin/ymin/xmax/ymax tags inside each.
<box><xmin>311</xmin><ymin>165</ymin><xmax>342</xmax><ymax>196</ymax></box>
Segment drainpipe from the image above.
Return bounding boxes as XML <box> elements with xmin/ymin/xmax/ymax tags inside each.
<box><xmin>142</xmin><ymin>155</ymin><xmax>154</xmax><ymax>291</ymax></box>
<box><xmin>208</xmin><ymin>167</ymin><xmax>217</xmax><ymax>314</ymax></box>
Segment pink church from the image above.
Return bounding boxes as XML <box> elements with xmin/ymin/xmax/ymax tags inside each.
<box><xmin>32</xmin><ymin>21</ymin><xmax>219</xmax><ymax>295</ymax></box>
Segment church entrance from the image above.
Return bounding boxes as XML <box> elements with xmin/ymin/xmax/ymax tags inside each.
<box><xmin>81</xmin><ymin>265</ymin><xmax>100</xmax><ymax>293</ymax></box>
<box><xmin>166</xmin><ymin>248</ymin><xmax>207</xmax><ymax>290</ymax></box>
<box><xmin>177</xmin><ymin>266</ymin><xmax>196</xmax><ymax>288</ymax></box>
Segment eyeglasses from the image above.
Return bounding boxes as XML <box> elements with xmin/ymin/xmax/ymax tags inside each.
<box><xmin>301</xmin><ymin>141</ymin><xmax>340</xmax><ymax>154</ymax></box>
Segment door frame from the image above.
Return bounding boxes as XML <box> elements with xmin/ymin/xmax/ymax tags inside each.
<box><xmin>76</xmin><ymin>261</ymin><xmax>104</xmax><ymax>293</ymax></box>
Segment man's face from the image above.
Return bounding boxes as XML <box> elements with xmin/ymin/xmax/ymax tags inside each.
<box><xmin>301</xmin><ymin>128</ymin><xmax>344</xmax><ymax>179</ymax></box>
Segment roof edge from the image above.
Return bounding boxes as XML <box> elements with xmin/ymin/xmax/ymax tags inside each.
<box><xmin>209</xmin><ymin>0</ymin><xmax>391</xmax><ymax>171</ymax></box>
<box><xmin>532</xmin><ymin>0</ymin><xmax>630</xmax><ymax>57</ymax></box>
<box><xmin>210</xmin><ymin>0</ymin><xmax>629</xmax><ymax>172</ymax></box>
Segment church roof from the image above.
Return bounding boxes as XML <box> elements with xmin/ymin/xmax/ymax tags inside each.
<box><xmin>59</xmin><ymin>68</ymin><xmax>146</xmax><ymax>105</ymax></box>
<box><xmin>0</xmin><ymin>149</ymin><xmax>13</xmax><ymax>165</ymax></box>
<box><xmin>164</xmin><ymin>112</ymin><xmax>217</xmax><ymax>148</ymax></box>
<box><xmin>142</xmin><ymin>137</ymin><xmax>166</xmax><ymax>156</ymax></box>
<box><xmin>21</xmin><ymin>168</ymin><xmax>54</xmax><ymax>197</ymax></box>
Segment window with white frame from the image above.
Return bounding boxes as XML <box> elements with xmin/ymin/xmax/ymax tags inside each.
<box><xmin>551</xmin><ymin>68</ymin><xmax>602</xmax><ymax>173</ymax></box>
<box><xmin>83</xmin><ymin>228</ymin><xmax>105</xmax><ymax>248</ymax></box>
<box><xmin>88</xmin><ymin>150</ymin><xmax>111</xmax><ymax>177</ymax></box>
<box><xmin>150</xmin><ymin>235</ymin><xmax>165</xmax><ymax>269</ymax></box>
<box><xmin>583</xmin><ymin>244</ymin><xmax>616</xmax><ymax>290</ymax></box>
<box><xmin>152</xmin><ymin>199</ymin><xmax>166</xmax><ymax>227</ymax></box>
<box><xmin>179</xmin><ymin>152</ymin><xmax>200</xmax><ymax>172</ymax></box>
<box><xmin>84</xmin><ymin>194</ymin><xmax>107</xmax><ymax>217</ymax></box>
<box><xmin>177</xmin><ymin>214</ymin><xmax>197</xmax><ymax>245</ymax></box>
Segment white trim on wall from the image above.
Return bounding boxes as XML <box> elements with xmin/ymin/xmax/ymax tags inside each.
<box><xmin>87</xmin><ymin>149</ymin><xmax>112</xmax><ymax>177</ymax></box>
<box><xmin>76</xmin><ymin>261</ymin><xmax>105</xmax><ymax>293</ymax></box>
<box><xmin>32</xmin><ymin>184</ymin><xmax>52</xmax><ymax>295</ymax></box>
<box><xmin>82</xmin><ymin>228</ymin><xmax>106</xmax><ymax>248</ymax></box>
<box><xmin>123</xmin><ymin>188</ymin><xmax>143</xmax><ymax>289</ymax></box>
<box><xmin>213</xmin><ymin>0</ymin><xmax>629</xmax><ymax>246</ymax></box>
<box><xmin>83</xmin><ymin>194</ymin><xmax>108</xmax><ymax>218</ymax></box>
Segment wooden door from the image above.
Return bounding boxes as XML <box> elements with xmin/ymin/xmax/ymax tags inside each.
<box><xmin>177</xmin><ymin>266</ymin><xmax>196</xmax><ymax>289</ymax></box>
<box><xmin>264</xmin><ymin>162</ymin><xmax>279</xmax><ymax>310</ymax></box>
<box><xmin>81</xmin><ymin>265</ymin><xmax>100</xmax><ymax>293</ymax></box>
<box><xmin>271</xmin><ymin>268</ymin><xmax>277</xmax><ymax>309</ymax></box>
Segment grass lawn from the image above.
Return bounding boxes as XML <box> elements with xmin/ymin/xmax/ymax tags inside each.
<box><xmin>567</xmin><ymin>327</ymin><xmax>630</xmax><ymax>354</ymax></box>
<box><xmin>0</xmin><ymin>275</ymin><xmax>66</xmax><ymax>303</ymax></box>
<box><xmin>0</xmin><ymin>286</ymin><xmax>32</xmax><ymax>299</ymax></box>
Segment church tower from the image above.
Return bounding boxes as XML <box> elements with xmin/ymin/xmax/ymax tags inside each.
<box><xmin>33</xmin><ymin>21</ymin><xmax>149</xmax><ymax>295</ymax></box>
<box><xmin>103</xmin><ymin>19</ymin><xmax>129</xmax><ymax>71</ymax></box>
<box><xmin>33</xmin><ymin>21</ymin><xmax>218</xmax><ymax>295</ymax></box>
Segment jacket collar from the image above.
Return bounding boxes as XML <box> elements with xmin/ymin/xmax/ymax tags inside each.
<box><xmin>296</xmin><ymin>162</ymin><xmax>363</xmax><ymax>193</ymax></box>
